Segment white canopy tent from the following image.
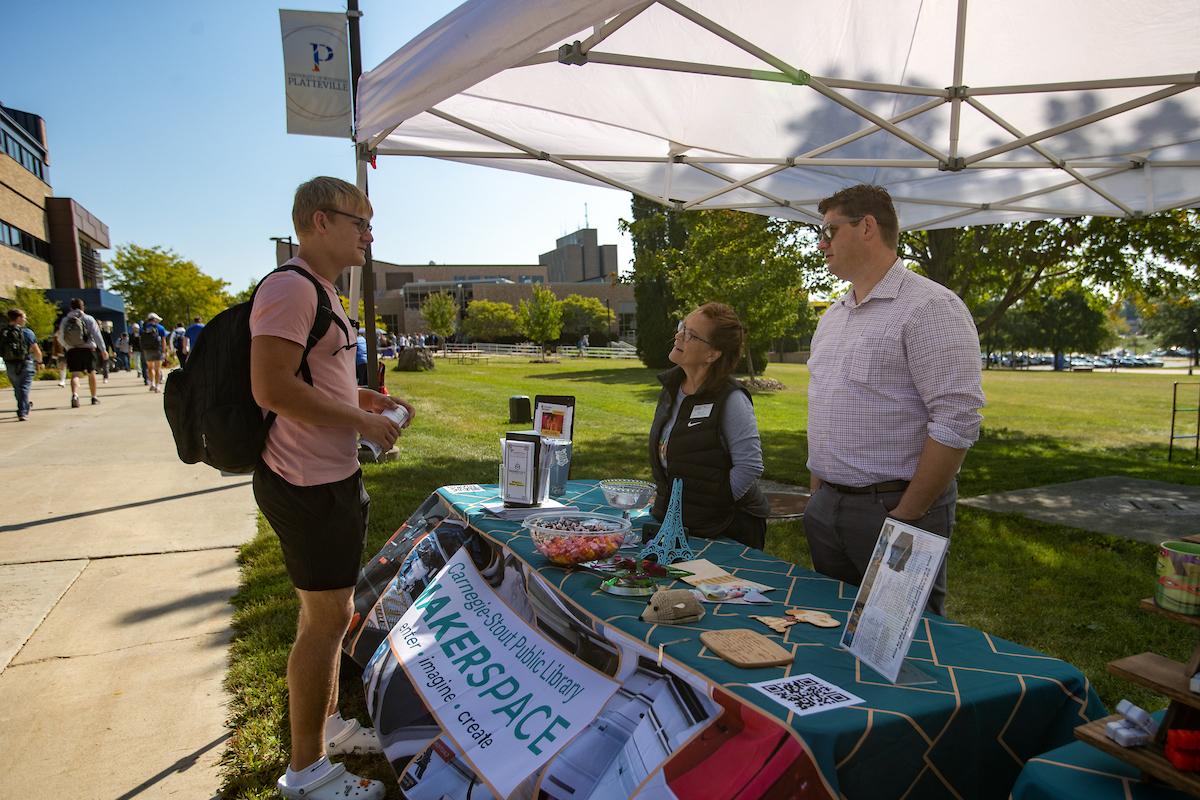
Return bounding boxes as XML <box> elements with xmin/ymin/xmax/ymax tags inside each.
<box><xmin>354</xmin><ymin>0</ymin><xmax>1199</xmax><ymax>232</ymax></box>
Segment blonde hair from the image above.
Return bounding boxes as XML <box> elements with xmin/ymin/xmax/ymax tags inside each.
<box><xmin>292</xmin><ymin>177</ymin><xmax>372</xmax><ymax>235</ymax></box>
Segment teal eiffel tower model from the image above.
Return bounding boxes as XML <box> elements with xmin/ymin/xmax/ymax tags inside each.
<box><xmin>640</xmin><ymin>478</ymin><xmax>695</xmax><ymax>564</ymax></box>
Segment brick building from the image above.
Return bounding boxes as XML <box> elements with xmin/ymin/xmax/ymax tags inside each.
<box><xmin>1</xmin><ymin>102</ymin><xmax>123</xmax><ymax>326</ymax></box>
<box><xmin>274</xmin><ymin>227</ymin><xmax>635</xmax><ymax>341</ymax></box>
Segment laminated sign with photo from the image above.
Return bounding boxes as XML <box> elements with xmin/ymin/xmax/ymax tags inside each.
<box><xmin>839</xmin><ymin>519</ymin><xmax>949</xmax><ymax>683</ymax></box>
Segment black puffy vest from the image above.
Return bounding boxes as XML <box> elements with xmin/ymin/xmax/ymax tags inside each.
<box><xmin>648</xmin><ymin>367</ymin><xmax>768</xmax><ymax>538</ymax></box>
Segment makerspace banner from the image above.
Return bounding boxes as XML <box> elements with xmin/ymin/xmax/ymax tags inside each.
<box><xmin>279</xmin><ymin>10</ymin><xmax>352</xmax><ymax>138</ymax></box>
<box><xmin>389</xmin><ymin>550</ymin><xmax>619</xmax><ymax>798</ymax></box>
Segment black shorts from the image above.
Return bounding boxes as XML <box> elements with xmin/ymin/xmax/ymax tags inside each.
<box><xmin>252</xmin><ymin>461</ymin><xmax>370</xmax><ymax>591</ymax></box>
<box><xmin>66</xmin><ymin>348</ymin><xmax>96</xmax><ymax>373</ymax></box>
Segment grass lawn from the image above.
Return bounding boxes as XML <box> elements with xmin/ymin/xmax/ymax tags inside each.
<box><xmin>221</xmin><ymin>359</ymin><xmax>1200</xmax><ymax>798</ymax></box>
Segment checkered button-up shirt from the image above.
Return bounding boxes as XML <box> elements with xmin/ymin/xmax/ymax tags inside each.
<box><xmin>807</xmin><ymin>259</ymin><xmax>984</xmax><ymax>486</ymax></box>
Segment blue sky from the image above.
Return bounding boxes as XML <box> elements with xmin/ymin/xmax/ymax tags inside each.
<box><xmin>6</xmin><ymin>1</ymin><xmax>634</xmax><ymax>293</ymax></box>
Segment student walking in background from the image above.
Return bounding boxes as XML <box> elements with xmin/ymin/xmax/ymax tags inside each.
<box><xmin>139</xmin><ymin>312</ymin><xmax>169</xmax><ymax>393</ymax></box>
<box><xmin>57</xmin><ymin>298</ymin><xmax>107</xmax><ymax>408</ymax></box>
<box><xmin>3</xmin><ymin>307</ymin><xmax>43</xmax><ymax>421</ymax></box>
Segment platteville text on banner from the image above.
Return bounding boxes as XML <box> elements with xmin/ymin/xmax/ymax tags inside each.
<box><xmin>278</xmin><ymin>9</ymin><xmax>352</xmax><ymax>138</ymax></box>
<box><xmin>389</xmin><ymin>548</ymin><xmax>620</xmax><ymax>799</ymax></box>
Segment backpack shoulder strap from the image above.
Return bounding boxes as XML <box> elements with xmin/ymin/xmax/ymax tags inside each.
<box><xmin>268</xmin><ymin>265</ymin><xmax>352</xmax><ymax>385</ymax></box>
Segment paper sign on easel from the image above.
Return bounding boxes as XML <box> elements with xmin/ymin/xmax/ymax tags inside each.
<box><xmin>839</xmin><ymin>519</ymin><xmax>948</xmax><ymax>683</ymax></box>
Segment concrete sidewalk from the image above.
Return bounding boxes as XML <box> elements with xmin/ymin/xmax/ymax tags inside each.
<box><xmin>0</xmin><ymin>370</ymin><xmax>256</xmax><ymax>798</ymax></box>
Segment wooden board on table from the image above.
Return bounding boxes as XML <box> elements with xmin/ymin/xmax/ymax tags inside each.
<box><xmin>1076</xmin><ymin>715</ymin><xmax>1200</xmax><ymax>796</ymax></box>
<box><xmin>1109</xmin><ymin>652</ymin><xmax>1200</xmax><ymax>711</ymax></box>
<box><xmin>700</xmin><ymin>628</ymin><xmax>793</xmax><ymax>668</ymax></box>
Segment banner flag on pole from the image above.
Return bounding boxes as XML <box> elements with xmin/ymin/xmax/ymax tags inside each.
<box><xmin>279</xmin><ymin>10</ymin><xmax>351</xmax><ymax>138</ymax></box>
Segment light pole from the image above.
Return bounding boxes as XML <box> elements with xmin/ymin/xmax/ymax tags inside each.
<box><xmin>269</xmin><ymin>236</ymin><xmax>295</xmax><ymax>264</ymax></box>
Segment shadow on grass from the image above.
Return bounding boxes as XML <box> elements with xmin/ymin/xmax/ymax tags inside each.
<box><xmin>524</xmin><ymin>364</ymin><xmax>660</xmax><ymax>387</ymax></box>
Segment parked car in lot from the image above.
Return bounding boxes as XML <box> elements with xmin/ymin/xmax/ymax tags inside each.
<box><xmin>1069</xmin><ymin>357</ymin><xmax>1095</xmax><ymax>371</ymax></box>
<box><xmin>1139</xmin><ymin>356</ymin><xmax>1165</xmax><ymax>368</ymax></box>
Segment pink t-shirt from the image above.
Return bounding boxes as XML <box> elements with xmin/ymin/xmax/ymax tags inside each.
<box><xmin>250</xmin><ymin>258</ymin><xmax>358</xmax><ymax>486</ymax></box>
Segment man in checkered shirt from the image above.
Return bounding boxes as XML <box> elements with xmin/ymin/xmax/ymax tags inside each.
<box><xmin>803</xmin><ymin>185</ymin><xmax>984</xmax><ymax>616</ymax></box>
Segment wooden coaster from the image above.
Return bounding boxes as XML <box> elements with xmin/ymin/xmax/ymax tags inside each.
<box><xmin>749</xmin><ymin>615</ymin><xmax>797</xmax><ymax>633</ymax></box>
<box><xmin>700</xmin><ymin>628</ymin><xmax>794</xmax><ymax>668</ymax></box>
<box><xmin>786</xmin><ymin>608</ymin><xmax>841</xmax><ymax>628</ymax></box>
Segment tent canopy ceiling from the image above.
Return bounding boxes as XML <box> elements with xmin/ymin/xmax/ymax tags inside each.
<box><xmin>356</xmin><ymin>0</ymin><xmax>1200</xmax><ymax>230</ymax></box>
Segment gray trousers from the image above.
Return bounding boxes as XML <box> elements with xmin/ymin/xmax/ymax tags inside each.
<box><xmin>802</xmin><ymin>480</ymin><xmax>957</xmax><ymax>616</ymax></box>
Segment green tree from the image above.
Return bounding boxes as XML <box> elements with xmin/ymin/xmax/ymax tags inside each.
<box><xmin>461</xmin><ymin>299</ymin><xmax>520</xmax><ymax>342</ymax></box>
<box><xmin>518</xmin><ymin>285</ymin><xmax>563</xmax><ymax>359</ymax></box>
<box><xmin>106</xmin><ymin>244</ymin><xmax>230</xmax><ymax>324</ymax></box>
<box><xmin>1142</xmin><ymin>296</ymin><xmax>1200</xmax><ymax>371</ymax></box>
<box><xmin>419</xmin><ymin>292</ymin><xmax>458</xmax><ymax>352</ymax></box>
<box><xmin>622</xmin><ymin>196</ymin><xmax>687</xmax><ymax>369</ymax></box>
<box><xmin>229</xmin><ymin>280</ymin><xmax>257</xmax><ymax>306</ymax></box>
<box><xmin>1023</xmin><ymin>283</ymin><xmax>1115</xmax><ymax>368</ymax></box>
<box><xmin>13</xmin><ymin>286</ymin><xmax>59</xmax><ymax>339</ymax></box>
<box><xmin>559</xmin><ymin>294</ymin><xmax>615</xmax><ymax>341</ymax></box>
<box><xmin>901</xmin><ymin>211</ymin><xmax>1200</xmax><ymax>334</ymax></box>
<box><xmin>338</xmin><ymin>296</ymin><xmax>387</xmax><ymax>332</ymax></box>
<box><xmin>668</xmin><ymin>210</ymin><xmax>814</xmax><ymax>377</ymax></box>
<box><xmin>977</xmin><ymin>299</ymin><xmax>1034</xmax><ymax>368</ymax></box>
<box><xmin>624</xmin><ymin>197</ymin><xmax>833</xmax><ymax>370</ymax></box>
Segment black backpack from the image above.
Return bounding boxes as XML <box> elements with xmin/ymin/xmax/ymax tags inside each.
<box><xmin>163</xmin><ymin>265</ymin><xmax>351</xmax><ymax>473</ymax></box>
<box><xmin>139</xmin><ymin>324</ymin><xmax>161</xmax><ymax>352</ymax></box>
<box><xmin>1</xmin><ymin>325</ymin><xmax>30</xmax><ymax>365</ymax></box>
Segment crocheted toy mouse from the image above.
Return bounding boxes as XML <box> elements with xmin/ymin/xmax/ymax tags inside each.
<box><xmin>641</xmin><ymin>588</ymin><xmax>705</xmax><ymax>625</ymax></box>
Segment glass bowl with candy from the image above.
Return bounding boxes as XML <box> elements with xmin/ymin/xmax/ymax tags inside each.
<box><xmin>523</xmin><ymin>512</ymin><xmax>632</xmax><ymax>566</ymax></box>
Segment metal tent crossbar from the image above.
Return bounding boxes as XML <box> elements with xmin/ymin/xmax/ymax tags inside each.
<box><xmin>356</xmin><ymin>0</ymin><xmax>1200</xmax><ymax>232</ymax></box>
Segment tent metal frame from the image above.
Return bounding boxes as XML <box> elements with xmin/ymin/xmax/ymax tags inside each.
<box><xmin>360</xmin><ymin>0</ymin><xmax>1199</xmax><ymax>230</ymax></box>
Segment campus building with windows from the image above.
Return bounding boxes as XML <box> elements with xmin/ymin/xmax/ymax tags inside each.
<box><xmin>539</xmin><ymin>228</ymin><xmax>618</xmax><ymax>283</ymax></box>
<box><xmin>1</xmin><ymin>102</ymin><xmax>123</xmax><ymax>326</ymax></box>
<box><xmin>275</xmin><ymin>227</ymin><xmax>636</xmax><ymax>341</ymax></box>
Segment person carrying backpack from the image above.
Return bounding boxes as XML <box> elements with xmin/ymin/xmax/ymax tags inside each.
<box><xmin>139</xmin><ymin>313</ymin><xmax>168</xmax><ymax>393</ymax></box>
<box><xmin>4</xmin><ymin>307</ymin><xmax>43</xmax><ymax>421</ymax></box>
<box><xmin>170</xmin><ymin>321</ymin><xmax>189</xmax><ymax>368</ymax></box>
<box><xmin>248</xmin><ymin>177</ymin><xmax>413</xmax><ymax>800</ymax></box>
<box><xmin>57</xmin><ymin>298</ymin><xmax>107</xmax><ymax>408</ymax></box>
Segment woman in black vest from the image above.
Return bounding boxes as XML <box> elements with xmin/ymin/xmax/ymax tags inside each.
<box><xmin>648</xmin><ymin>302</ymin><xmax>771</xmax><ymax>549</ymax></box>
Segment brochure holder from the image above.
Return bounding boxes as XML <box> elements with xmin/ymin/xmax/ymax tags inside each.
<box><xmin>501</xmin><ymin>432</ymin><xmax>546</xmax><ymax>507</ymax></box>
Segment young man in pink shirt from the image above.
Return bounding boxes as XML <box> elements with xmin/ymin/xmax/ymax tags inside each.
<box><xmin>250</xmin><ymin>177</ymin><xmax>414</xmax><ymax>800</ymax></box>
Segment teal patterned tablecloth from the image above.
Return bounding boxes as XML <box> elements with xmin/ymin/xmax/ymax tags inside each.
<box><xmin>1011</xmin><ymin>712</ymin><xmax>1189</xmax><ymax>799</ymax></box>
<box><xmin>432</xmin><ymin>480</ymin><xmax>1107</xmax><ymax>799</ymax></box>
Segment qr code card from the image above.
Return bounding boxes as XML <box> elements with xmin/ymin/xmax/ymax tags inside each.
<box><xmin>751</xmin><ymin>673</ymin><xmax>864</xmax><ymax>717</ymax></box>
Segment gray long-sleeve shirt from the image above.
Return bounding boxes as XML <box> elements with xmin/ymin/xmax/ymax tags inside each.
<box><xmin>57</xmin><ymin>311</ymin><xmax>106</xmax><ymax>352</ymax></box>
<box><xmin>658</xmin><ymin>386</ymin><xmax>764</xmax><ymax>499</ymax></box>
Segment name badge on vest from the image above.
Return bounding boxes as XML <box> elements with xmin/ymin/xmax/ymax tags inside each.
<box><xmin>690</xmin><ymin>403</ymin><xmax>714</xmax><ymax>419</ymax></box>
